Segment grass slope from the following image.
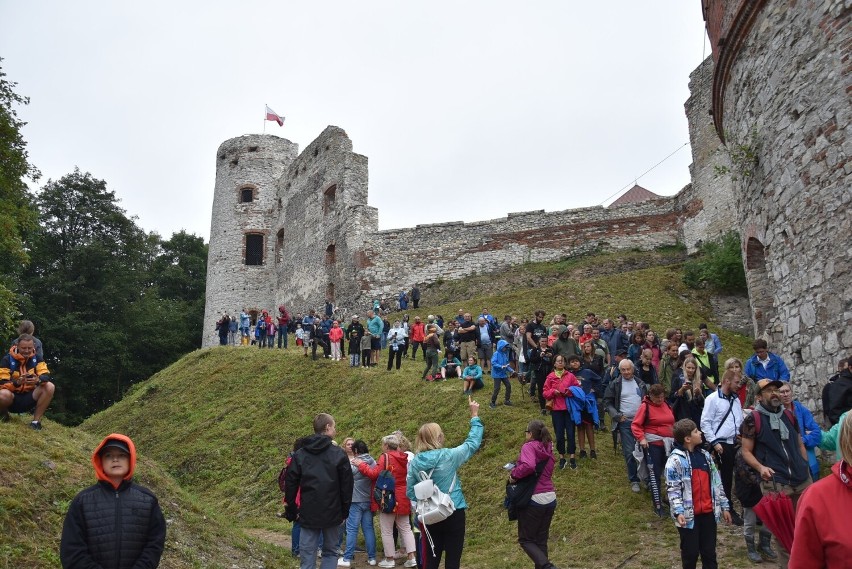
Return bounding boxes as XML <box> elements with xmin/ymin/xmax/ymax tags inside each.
<box><xmin>78</xmin><ymin>257</ymin><xmax>755</xmax><ymax>569</ymax></box>
<box><xmin>0</xmin><ymin>415</ymin><xmax>294</xmax><ymax>568</ymax></box>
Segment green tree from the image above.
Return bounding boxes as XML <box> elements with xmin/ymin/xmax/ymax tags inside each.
<box><xmin>683</xmin><ymin>231</ymin><xmax>747</xmax><ymax>293</ymax></box>
<box><xmin>0</xmin><ymin>59</ymin><xmax>39</xmax><ymax>334</ymax></box>
<box><xmin>22</xmin><ymin>169</ymin><xmax>152</xmax><ymax>423</ymax></box>
<box><xmin>21</xmin><ymin>172</ymin><xmax>208</xmax><ymax>423</ymax></box>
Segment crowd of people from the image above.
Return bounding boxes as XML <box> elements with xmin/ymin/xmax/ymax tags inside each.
<box><xmin>2</xmin><ymin>292</ymin><xmax>849</xmax><ymax>568</ymax></box>
<box><xmin>264</xmin><ymin>303</ymin><xmax>852</xmax><ymax>569</ymax></box>
<box><xmin>281</xmin><ymin>402</ymin><xmax>483</xmax><ymax>569</ymax></box>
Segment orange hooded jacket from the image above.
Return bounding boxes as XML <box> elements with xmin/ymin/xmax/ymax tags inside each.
<box><xmin>92</xmin><ymin>433</ymin><xmax>137</xmax><ymax>489</ymax></box>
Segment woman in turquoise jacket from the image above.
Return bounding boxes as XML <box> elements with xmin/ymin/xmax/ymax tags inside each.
<box><xmin>460</xmin><ymin>356</ymin><xmax>483</xmax><ymax>394</ymax></box>
<box><xmin>406</xmin><ymin>398</ymin><xmax>483</xmax><ymax>569</ymax></box>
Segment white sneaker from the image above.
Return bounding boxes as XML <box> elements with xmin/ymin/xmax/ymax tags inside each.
<box><xmin>378</xmin><ymin>560</ymin><xmax>396</xmax><ymax>568</ymax></box>
<box><xmin>337</xmin><ymin>560</ymin><xmax>351</xmax><ymax>568</ymax></box>
<box><xmin>368</xmin><ymin>561</ymin><xmax>377</xmax><ymax>567</ymax></box>
<box><xmin>404</xmin><ymin>560</ymin><xmax>417</xmax><ymax>568</ymax></box>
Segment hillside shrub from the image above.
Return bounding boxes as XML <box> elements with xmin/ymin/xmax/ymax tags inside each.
<box><xmin>683</xmin><ymin>231</ymin><xmax>747</xmax><ymax>293</ymax></box>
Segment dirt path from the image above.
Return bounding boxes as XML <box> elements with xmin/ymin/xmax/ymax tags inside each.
<box><xmin>244</xmin><ymin>528</ymin><xmax>381</xmax><ymax>565</ymax></box>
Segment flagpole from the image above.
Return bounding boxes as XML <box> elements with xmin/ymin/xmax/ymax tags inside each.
<box><xmin>263</xmin><ymin>104</ymin><xmax>266</xmax><ymax>134</ymax></box>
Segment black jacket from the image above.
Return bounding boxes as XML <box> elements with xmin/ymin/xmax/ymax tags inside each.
<box><xmin>60</xmin><ymin>480</ymin><xmax>166</xmax><ymax>569</ymax></box>
<box><xmin>284</xmin><ymin>434</ymin><xmax>353</xmax><ymax>528</ymax></box>
<box><xmin>823</xmin><ymin>369</ymin><xmax>852</xmax><ymax>426</ymax></box>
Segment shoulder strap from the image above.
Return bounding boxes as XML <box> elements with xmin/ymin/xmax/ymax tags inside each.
<box><xmin>753</xmin><ymin>409</ymin><xmax>761</xmax><ymax>434</ymax></box>
<box><xmin>713</xmin><ymin>391</ymin><xmax>737</xmax><ymax>436</ymax></box>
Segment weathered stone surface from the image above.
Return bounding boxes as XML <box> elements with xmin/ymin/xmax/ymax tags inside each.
<box><xmin>704</xmin><ymin>0</ymin><xmax>852</xmax><ymax>415</ymax></box>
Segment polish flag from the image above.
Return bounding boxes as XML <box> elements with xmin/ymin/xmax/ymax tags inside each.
<box><xmin>265</xmin><ymin>105</ymin><xmax>284</xmax><ymax>126</ymax></box>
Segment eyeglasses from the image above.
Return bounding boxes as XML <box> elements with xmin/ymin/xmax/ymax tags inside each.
<box><xmin>524</xmin><ymin>430</ymin><xmax>531</xmax><ymax>433</ymax></box>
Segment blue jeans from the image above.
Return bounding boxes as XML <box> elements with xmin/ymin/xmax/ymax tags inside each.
<box><xmin>278</xmin><ymin>331</ymin><xmax>288</xmax><ymax>348</ymax></box>
<box><xmin>343</xmin><ymin>502</ymin><xmax>376</xmax><ymax>561</ymax></box>
<box><xmin>299</xmin><ymin>525</ymin><xmax>341</xmax><ymax>569</ymax></box>
<box><xmin>292</xmin><ymin>521</ymin><xmax>301</xmax><ymax>555</ymax></box>
<box><xmin>616</xmin><ymin>419</ymin><xmax>639</xmax><ymax>483</ymax></box>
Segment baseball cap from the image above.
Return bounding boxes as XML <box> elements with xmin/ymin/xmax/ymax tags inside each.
<box><xmin>99</xmin><ymin>439</ymin><xmax>130</xmax><ymax>455</ymax></box>
<box><xmin>756</xmin><ymin>379</ymin><xmax>784</xmax><ymax>392</ymax></box>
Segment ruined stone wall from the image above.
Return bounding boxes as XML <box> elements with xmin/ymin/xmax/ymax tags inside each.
<box><xmin>359</xmin><ymin>199</ymin><xmax>682</xmax><ymax>300</ymax></box>
<box><xmin>203</xmin><ymin>135</ymin><xmax>298</xmax><ymax>347</ymax></box>
<box><xmin>707</xmin><ymin>0</ymin><xmax>851</xmax><ymax>411</ymax></box>
<box><xmin>272</xmin><ymin>126</ymin><xmax>378</xmax><ymax>315</ymax></box>
<box><xmin>679</xmin><ymin>57</ymin><xmax>736</xmax><ymax>253</ymax></box>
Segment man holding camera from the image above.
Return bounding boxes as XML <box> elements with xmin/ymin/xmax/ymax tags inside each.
<box><xmin>0</xmin><ymin>334</ymin><xmax>54</xmax><ymax>430</ymax></box>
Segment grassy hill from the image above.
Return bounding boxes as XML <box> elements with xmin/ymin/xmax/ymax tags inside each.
<box><xmin>3</xmin><ymin>251</ymin><xmax>757</xmax><ymax>568</ymax></box>
<box><xmin>0</xmin><ymin>415</ymin><xmax>294</xmax><ymax>568</ymax></box>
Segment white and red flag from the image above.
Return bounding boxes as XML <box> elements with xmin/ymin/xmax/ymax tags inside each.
<box><xmin>265</xmin><ymin>105</ymin><xmax>284</xmax><ymax>126</ymax></box>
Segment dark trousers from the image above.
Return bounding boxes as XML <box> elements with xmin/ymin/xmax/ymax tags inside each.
<box><xmin>530</xmin><ymin>370</ymin><xmax>546</xmax><ymax>410</ymax></box>
<box><xmin>648</xmin><ymin>443</ymin><xmax>667</xmax><ymax>488</ymax></box>
<box><xmin>677</xmin><ymin>513</ymin><xmax>718</xmax><ymax>569</ymax></box>
<box><xmin>517</xmin><ymin>503</ymin><xmax>556</xmax><ymax>569</ymax></box>
<box><xmin>411</xmin><ymin>341</ymin><xmax>423</xmax><ymax>360</ymax></box>
<box><xmin>491</xmin><ymin>376</ymin><xmax>512</xmax><ymax>403</ymax></box>
<box><xmin>278</xmin><ymin>331</ymin><xmax>288</xmax><ymax>348</ymax></box>
<box><xmin>717</xmin><ymin>442</ymin><xmax>736</xmax><ymax>510</ymax></box>
<box><xmin>387</xmin><ymin>347</ymin><xmax>402</xmax><ymax>370</ymax></box>
<box><xmin>551</xmin><ymin>409</ymin><xmax>575</xmax><ymax>456</ymax></box>
<box><xmin>423</xmin><ymin>508</ymin><xmax>465</xmax><ymax>569</ymax></box>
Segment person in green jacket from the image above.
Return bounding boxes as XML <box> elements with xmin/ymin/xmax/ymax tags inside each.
<box><xmin>820</xmin><ymin>410</ymin><xmax>848</xmax><ymax>462</ymax></box>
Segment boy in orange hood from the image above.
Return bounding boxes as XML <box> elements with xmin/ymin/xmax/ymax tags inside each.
<box><xmin>60</xmin><ymin>434</ymin><xmax>166</xmax><ymax>569</ymax></box>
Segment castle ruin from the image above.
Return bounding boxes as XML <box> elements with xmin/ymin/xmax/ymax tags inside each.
<box><xmin>203</xmin><ymin>0</ymin><xmax>850</xmax><ymax>415</ymax></box>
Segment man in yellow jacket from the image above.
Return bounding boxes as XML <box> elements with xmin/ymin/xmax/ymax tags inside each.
<box><xmin>0</xmin><ymin>333</ymin><xmax>54</xmax><ymax>430</ymax></box>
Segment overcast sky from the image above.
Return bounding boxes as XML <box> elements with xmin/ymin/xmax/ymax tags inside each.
<box><xmin>1</xmin><ymin>2</ymin><xmax>709</xmax><ymax>241</ymax></box>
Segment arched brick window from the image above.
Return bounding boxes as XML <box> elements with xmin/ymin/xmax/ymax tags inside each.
<box><xmin>327</xmin><ymin>283</ymin><xmax>335</xmax><ymax>302</ymax></box>
<box><xmin>244</xmin><ymin>233</ymin><xmax>265</xmax><ymax>266</ymax></box>
<box><xmin>325</xmin><ymin>243</ymin><xmax>336</xmax><ymax>265</ymax></box>
<box><xmin>745</xmin><ymin>237</ymin><xmax>773</xmax><ymax>335</ymax></box>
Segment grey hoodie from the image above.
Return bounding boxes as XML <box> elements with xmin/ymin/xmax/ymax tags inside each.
<box><xmin>351</xmin><ymin>453</ymin><xmax>376</xmax><ymax>503</ymax></box>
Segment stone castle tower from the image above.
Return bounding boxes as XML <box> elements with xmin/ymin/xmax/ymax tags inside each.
<box><xmin>202</xmin><ymin>68</ymin><xmax>739</xmax><ymax>349</ymax></box>
<box><xmin>202</xmin><ymin>127</ymin><xmax>378</xmax><ymax>346</ymax></box>
<box><xmin>701</xmin><ymin>0</ymin><xmax>851</xmax><ymax>408</ymax></box>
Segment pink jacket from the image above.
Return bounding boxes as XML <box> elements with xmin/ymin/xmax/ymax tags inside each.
<box><xmin>543</xmin><ymin>370</ymin><xmax>580</xmax><ymax>411</ymax></box>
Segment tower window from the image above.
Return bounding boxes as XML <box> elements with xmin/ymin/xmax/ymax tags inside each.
<box><xmin>276</xmin><ymin>229</ymin><xmax>285</xmax><ymax>264</ymax></box>
<box><xmin>323</xmin><ymin>184</ymin><xmax>337</xmax><ymax>214</ymax></box>
<box><xmin>325</xmin><ymin>244</ymin><xmax>336</xmax><ymax>264</ymax></box>
<box><xmin>245</xmin><ymin>234</ymin><xmax>264</xmax><ymax>266</ymax></box>
<box><xmin>239</xmin><ymin>187</ymin><xmax>255</xmax><ymax>203</ymax></box>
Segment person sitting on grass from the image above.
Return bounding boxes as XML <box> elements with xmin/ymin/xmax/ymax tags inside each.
<box><xmin>461</xmin><ymin>356</ymin><xmax>483</xmax><ymax>395</ymax></box>
<box><xmin>440</xmin><ymin>350</ymin><xmax>463</xmax><ymax>380</ymax></box>
<box><xmin>665</xmin><ymin>419</ymin><xmax>732</xmax><ymax>569</ymax></box>
<box><xmin>0</xmin><ymin>334</ymin><xmax>54</xmax><ymax>431</ymax></box>
<box><xmin>60</xmin><ymin>434</ymin><xmax>166</xmax><ymax>569</ymax></box>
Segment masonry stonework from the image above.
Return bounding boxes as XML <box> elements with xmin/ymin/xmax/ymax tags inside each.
<box><xmin>702</xmin><ymin>0</ymin><xmax>851</xmax><ymax>412</ymax></box>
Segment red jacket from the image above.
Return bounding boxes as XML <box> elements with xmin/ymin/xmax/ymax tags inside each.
<box><xmin>631</xmin><ymin>396</ymin><xmax>675</xmax><ymax>446</ymax></box>
<box><xmin>357</xmin><ymin>450</ymin><xmax>412</xmax><ymax>514</ymax></box>
<box><xmin>790</xmin><ymin>461</ymin><xmax>852</xmax><ymax>569</ymax></box>
<box><xmin>329</xmin><ymin>327</ymin><xmax>344</xmax><ymax>342</ymax></box>
<box><xmin>410</xmin><ymin>323</ymin><xmax>425</xmax><ymax>343</ymax></box>
<box><xmin>543</xmin><ymin>370</ymin><xmax>580</xmax><ymax>412</ymax></box>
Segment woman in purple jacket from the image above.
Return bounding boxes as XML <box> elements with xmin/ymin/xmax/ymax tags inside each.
<box><xmin>509</xmin><ymin>419</ymin><xmax>559</xmax><ymax>569</ymax></box>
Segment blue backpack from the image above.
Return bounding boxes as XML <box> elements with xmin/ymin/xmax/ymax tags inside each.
<box><xmin>373</xmin><ymin>453</ymin><xmax>397</xmax><ymax>513</ymax></box>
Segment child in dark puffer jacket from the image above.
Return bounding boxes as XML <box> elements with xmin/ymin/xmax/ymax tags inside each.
<box><xmin>60</xmin><ymin>433</ymin><xmax>166</xmax><ymax>569</ymax></box>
